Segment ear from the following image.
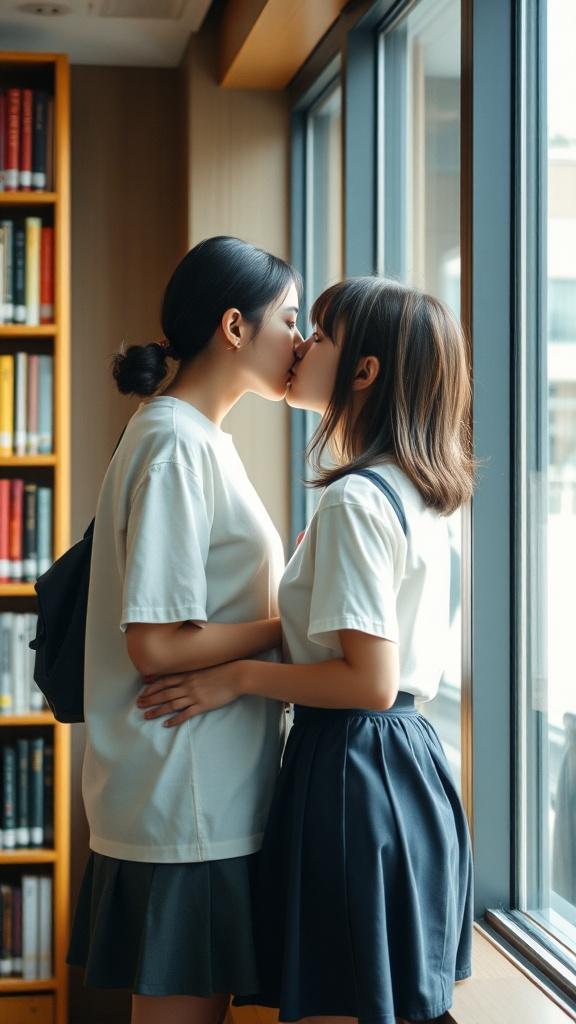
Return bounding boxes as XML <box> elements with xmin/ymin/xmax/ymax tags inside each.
<box><xmin>220</xmin><ymin>308</ymin><xmax>250</xmax><ymax>350</ymax></box>
<box><xmin>352</xmin><ymin>355</ymin><xmax>380</xmax><ymax>391</ymax></box>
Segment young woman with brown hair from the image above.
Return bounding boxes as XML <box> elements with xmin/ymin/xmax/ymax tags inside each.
<box><xmin>138</xmin><ymin>276</ymin><xmax>475</xmax><ymax>1024</ymax></box>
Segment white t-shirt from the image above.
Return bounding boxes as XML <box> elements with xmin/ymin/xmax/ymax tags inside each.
<box><xmin>279</xmin><ymin>462</ymin><xmax>451</xmax><ymax>702</ymax></box>
<box><xmin>82</xmin><ymin>396</ymin><xmax>286</xmax><ymax>863</ymax></box>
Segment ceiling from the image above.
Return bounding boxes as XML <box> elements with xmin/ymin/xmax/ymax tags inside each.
<box><xmin>0</xmin><ymin>0</ymin><xmax>214</xmax><ymax>66</ymax></box>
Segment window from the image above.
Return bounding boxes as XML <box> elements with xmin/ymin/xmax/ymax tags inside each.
<box><xmin>291</xmin><ymin>78</ymin><xmax>343</xmax><ymax>539</ymax></box>
<box><xmin>378</xmin><ymin>0</ymin><xmax>463</xmax><ymax>790</ymax></box>
<box><xmin>518</xmin><ymin>0</ymin><xmax>576</xmax><ymax>960</ymax></box>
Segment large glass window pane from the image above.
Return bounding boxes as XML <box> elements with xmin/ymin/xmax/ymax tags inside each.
<box><xmin>520</xmin><ymin>0</ymin><xmax>576</xmax><ymax>952</ymax></box>
<box><xmin>379</xmin><ymin>0</ymin><xmax>463</xmax><ymax>790</ymax></box>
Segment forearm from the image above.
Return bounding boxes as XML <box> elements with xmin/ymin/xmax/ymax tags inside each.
<box><xmin>238</xmin><ymin>657</ymin><xmax>396</xmax><ymax>711</ymax></box>
<box><xmin>128</xmin><ymin>617</ymin><xmax>281</xmax><ymax>676</ymax></box>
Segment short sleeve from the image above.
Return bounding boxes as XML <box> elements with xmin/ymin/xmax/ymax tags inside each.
<box><xmin>120</xmin><ymin>461</ymin><xmax>211</xmax><ymax>631</ymax></box>
<box><xmin>308</xmin><ymin>501</ymin><xmax>400</xmax><ymax>651</ymax></box>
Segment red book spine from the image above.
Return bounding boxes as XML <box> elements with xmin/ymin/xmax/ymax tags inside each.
<box><xmin>0</xmin><ymin>479</ymin><xmax>10</xmax><ymax>583</ymax></box>
<box><xmin>0</xmin><ymin>92</ymin><xmax>6</xmax><ymax>192</ymax></box>
<box><xmin>40</xmin><ymin>227</ymin><xmax>54</xmax><ymax>323</ymax></box>
<box><xmin>9</xmin><ymin>479</ymin><xmax>24</xmax><ymax>581</ymax></box>
<box><xmin>19</xmin><ymin>89</ymin><xmax>33</xmax><ymax>191</ymax></box>
<box><xmin>5</xmin><ymin>89</ymin><xmax>21</xmax><ymax>191</ymax></box>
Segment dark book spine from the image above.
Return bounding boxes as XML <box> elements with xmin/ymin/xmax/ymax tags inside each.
<box><xmin>23</xmin><ymin>483</ymin><xmax>37</xmax><ymax>583</ymax></box>
<box><xmin>12</xmin><ymin>886</ymin><xmax>22</xmax><ymax>975</ymax></box>
<box><xmin>29</xmin><ymin>737</ymin><xmax>44</xmax><ymax>848</ymax></box>
<box><xmin>2</xmin><ymin>745</ymin><xmax>16</xmax><ymax>849</ymax></box>
<box><xmin>0</xmin><ymin>884</ymin><xmax>12</xmax><ymax>976</ymax></box>
<box><xmin>16</xmin><ymin>739</ymin><xmax>30</xmax><ymax>847</ymax></box>
<box><xmin>32</xmin><ymin>92</ymin><xmax>48</xmax><ymax>191</ymax></box>
<box><xmin>13</xmin><ymin>222</ymin><xmax>26</xmax><ymax>324</ymax></box>
<box><xmin>43</xmin><ymin>743</ymin><xmax>54</xmax><ymax>847</ymax></box>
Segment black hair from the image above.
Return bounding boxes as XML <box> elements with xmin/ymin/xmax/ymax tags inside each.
<box><xmin>112</xmin><ymin>236</ymin><xmax>303</xmax><ymax>397</ymax></box>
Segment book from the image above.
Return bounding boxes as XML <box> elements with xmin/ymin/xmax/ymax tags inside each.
<box><xmin>5</xmin><ymin>89</ymin><xmax>21</xmax><ymax>191</ymax></box>
<box><xmin>0</xmin><ymin>91</ymin><xmax>5</xmax><ymax>191</ymax></box>
<box><xmin>25</xmin><ymin>217</ymin><xmax>41</xmax><ymax>325</ymax></box>
<box><xmin>12</xmin><ymin>886</ymin><xmax>23</xmax><ymax>975</ymax></box>
<box><xmin>27</xmin><ymin>614</ymin><xmax>44</xmax><ymax>712</ymax></box>
<box><xmin>1</xmin><ymin>219</ymin><xmax>13</xmax><ymax>321</ymax></box>
<box><xmin>9</xmin><ymin>479</ymin><xmax>24</xmax><ymax>581</ymax></box>
<box><xmin>0</xmin><ymin>480</ymin><xmax>10</xmax><ymax>582</ymax></box>
<box><xmin>32</xmin><ymin>92</ymin><xmax>48</xmax><ymax>191</ymax></box>
<box><xmin>36</xmin><ymin>487</ymin><xmax>53</xmax><ymax>575</ymax></box>
<box><xmin>38</xmin><ymin>356</ymin><xmax>53</xmax><ymax>453</ymax></box>
<box><xmin>14</xmin><ymin>352</ymin><xmax>28</xmax><ymax>455</ymax></box>
<box><xmin>13</xmin><ymin>221</ymin><xmax>26</xmax><ymax>323</ymax></box>
<box><xmin>2</xmin><ymin>744</ymin><xmax>16</xmax><ymax>849</ymax></box>
<box><xmin>29</xmin><ymin>737</ymin><xmax>44</xmax><ymax>847</ymax></box>
<box><xmin>43</xmin><ymin>744</ymin><xmax>54</xmax><ymax>847</ymax></box>
<box><xmin>21</xmin><ymin>875</ymin><xmax>39</xmax><ymax>980</ymax></box>
<box><xmin>12</xmin><ymin>614</ymin><xmax>28</xmax><ymax>712</ymax></box>
<box><xmin>27</xmin><ymin>354</ymin><xmax>39</xmax><ymax>454</ymax></box>
<box><xmin>20</xmin><ymin>88</ymin><xmax>33</xmax><ymax>191</ymax></box>
<box><xmin>16</xmin><ymin>739</ymin><xmax>30</xmax><ymax>847</ymax></box>
<box><xmin>0</xmin><ymin>614</ymin><xmax>14</xmax><ymax>716</ymax></box>
<box><xmin>0</xmin><ymin>885</ymin><xmax>13</xmax><ymax>976</ymax></box>
<box><xmin>40</xmin><ymin>226</ymin><xmax>54</xmax><ymax>323</ymax></box>
<box><xmin>23</xmin><ymin>482</ymin><xmax>38</xmax><ymax>581</ymax></box>
<box><xmin>38</xmin><ymin>876</ymin><xmax>52</xmax><ymax>978</ymax></box>
<box><xmin>0</xmin><ymin>356</ymin><xmax>13</xmax><ymax>455</ymax></box>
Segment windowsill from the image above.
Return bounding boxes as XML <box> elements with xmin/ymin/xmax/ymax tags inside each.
<box><xmin>449</xmin><ymin>924</ymin><xmax>576</xmax><ymax>1024</ymax></box>
<box><xmin>230</xmin><ymin>924</ymin><xmax>575</xmax><ymax>1024</ymax></box>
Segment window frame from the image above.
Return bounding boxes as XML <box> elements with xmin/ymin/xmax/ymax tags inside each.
<box><xmin>288</xmin><ymin>0</ymin><xmax>576</xmax><ymax>1005</ymax></box>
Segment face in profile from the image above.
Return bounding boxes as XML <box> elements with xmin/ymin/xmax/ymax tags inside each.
<box><xmin>285</xmin><ymin>320</ymin><xmax>341</xmax><ymax>415</ymax></box>
<box><xmin>241</xmin><ymin>282</ymin><xmax>303</xmax><ymax>401</ymax></box>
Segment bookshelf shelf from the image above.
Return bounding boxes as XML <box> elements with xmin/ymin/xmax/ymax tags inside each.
<box><xmin>0</xmin><ymin>455</ymin><xmax>56</xmax><ymax>466</ymax></box>
<box><xmin>0</xmin><ymin>977</ymin><xmax>57</xmax><ymax>993</ymax></box>
<box><xmin>0</xmin><ymin>52</ymin><xmax>70</xmax><ymax>1024</ymax></box>
<box><xmin>0</xmin><ymin>713</ymin><xmax>53</xmax><ymax>726</ymax></box>
<box><xmin>0</xmin><ymin>583</ymin><xmax>36</xmax><ymax>596</ymax></box>
<box><xmin>0</xmin><ymin>192</ymin><xmax>57</xmax><ymax>206</ymax></box>
<box><xmin>0</xmin><ymin>325</ymin><xmax>56</xmax><ymax>337</ymax></box>
<box><xmin>0</xmin><ymin>850</ymin><xmax>56</xmax><ymax>864</ymax></box>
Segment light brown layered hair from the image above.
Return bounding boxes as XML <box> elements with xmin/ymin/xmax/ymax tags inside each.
<box><xmin>307</xmin><ymin>277</ymin><xmax>474</xmax><ymax>515</ymax></box>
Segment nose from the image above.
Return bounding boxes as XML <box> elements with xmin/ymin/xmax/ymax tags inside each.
<box><xmin>293</xmin><ymin>333</ymin><xmax>314</xmax><ymax>360</ymax></box>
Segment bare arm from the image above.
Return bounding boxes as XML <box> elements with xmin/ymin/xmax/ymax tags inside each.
<box><xmin>137</xmin><ymin>629</ymin><xmax>400</xmax><ymax>723</ymax></box>
<box><xmin>126</xmin><ymin>617</ymin><xmax>282</xmax><ymax>677</ymax></box>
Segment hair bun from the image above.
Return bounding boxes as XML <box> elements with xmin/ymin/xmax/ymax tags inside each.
<box><xmin>112</xmin><ymin>341</ymin><xmax>171</xmax><ymax>397</ymax></box>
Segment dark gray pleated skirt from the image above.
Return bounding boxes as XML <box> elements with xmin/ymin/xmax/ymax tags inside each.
<box><xmin>67</xmin><ymin>850</ymin><xmax>260</xmax><ymax>996</ymax></box>
<box><xmin>235</xmin><ymin>692</ymin><xmax>473</xmax><ymax>1024</ymax></box>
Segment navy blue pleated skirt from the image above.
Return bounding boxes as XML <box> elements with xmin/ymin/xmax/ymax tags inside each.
<box><xmin>235</xmin><ymin>692</ymin><xmax>473</xmax><ymax>1024</ymax></box>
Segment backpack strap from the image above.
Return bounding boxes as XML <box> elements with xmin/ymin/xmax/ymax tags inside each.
<box><xmin>347</xmin><ymin>469</ymin><xmax>408</xmax><ymax>537</ymax></box>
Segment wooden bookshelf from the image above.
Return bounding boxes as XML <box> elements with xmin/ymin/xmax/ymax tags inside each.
<box><xmin>0</xmin><ymin>53</ymin><xmax>70</xmax><ymax>1024</ymax></box>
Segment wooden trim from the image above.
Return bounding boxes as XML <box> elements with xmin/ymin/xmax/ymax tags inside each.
<box><xmin>218</xmin><ymin>0</ymin><xmax>349</xmax><ymax>89</ymax></box>
<box><xmin>0</xmin><ymin>51</ymin><xmax>70</xmax><ymax>1024</ymax></box>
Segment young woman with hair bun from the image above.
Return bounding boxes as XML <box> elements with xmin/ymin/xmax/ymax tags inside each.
<box><xmin>67</xmin><ymin>236</ymin><xmax>303</xmax><ymax>1024</ymax></box>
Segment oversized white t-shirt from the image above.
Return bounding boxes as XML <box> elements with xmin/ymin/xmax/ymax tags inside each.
<box><xmin>82</xmin><ymin>396</ymin><xmax>286</xmax><ymax>863</ymax></box>
<box><xmin>279</xmin><ymin>462</ymin><xmax>451</xmax><ymax>701</ymax></box>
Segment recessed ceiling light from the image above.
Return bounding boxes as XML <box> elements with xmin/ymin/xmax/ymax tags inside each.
<box><xmin>18</xmin><ymin>3</ymin><xmax>71</xmax><ymax>14</ymax></box>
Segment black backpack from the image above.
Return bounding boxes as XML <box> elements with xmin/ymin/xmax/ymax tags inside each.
<box><xmin>29</xmin><ymin>431</ymin><xmax>125</xmax><ymax>723</ymax></box>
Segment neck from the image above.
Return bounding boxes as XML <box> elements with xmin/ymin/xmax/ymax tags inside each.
<box><xmin>161</xmin><ymin>349</ymin><xmax>245</xmax><ymax>427</ymax></box>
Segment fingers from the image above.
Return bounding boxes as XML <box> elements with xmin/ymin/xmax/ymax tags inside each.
<box><xmin>164</xmin><ymin>706</ymin><xmax>205</xmax><ymax>728</ymax></box>
<box><xmin>142</xmin><ymin>696</ymin><xmax>194</xmax><ymax>720</ymax></box>
<box><xmin>139</xmin><ymin>674</ymin><xmax>187</xmax><ymax>698</ymax></box>
<box><xmin>138</xmin><ymin>684</ymin><xmax>185</xmax><ymax>708</ymax></box>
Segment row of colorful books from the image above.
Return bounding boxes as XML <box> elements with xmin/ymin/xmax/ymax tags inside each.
<box><xmin>0</xmin><ymin>614</ymin><xmax>45</xmax><ymax>716</ymax></box>
<box><xmin>1</xmin><ymin>738</ymin><xmax>53</xmax><ymax>851</ymax></box>
<box><xmin>0</xmin><ymin>88</ymin><xmax>53</xmax><ymax>192</ymax></box>
<box><xmin>0</xmin><ymin>877</ymin><xmax>52</xmax><ymax>979</ymax></box>
<box><xmin>0</xmin><ymin>483</ymin><xmax>53</xmax><ymax>583</ymax></box>
<box><xmin>0</xmin><ymin>219</ymin><xmax>54</xmax><ymax>325</ymax></box>
<box><xmin>0</xmin><ymin>354</ymin><xmax>53</xmax><ymax>455</ymax></box>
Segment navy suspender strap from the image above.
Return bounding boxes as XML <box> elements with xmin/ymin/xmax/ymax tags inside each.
<box><xmin>347</xmin><ymin>469</ymin><xmax>408</xmax><ymax>537</ymax></box>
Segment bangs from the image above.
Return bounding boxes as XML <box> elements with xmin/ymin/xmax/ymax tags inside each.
<box><xmin>310</xmin><ymin>282</ymin><xmax>350</xmax><ymax>340</ymax></box>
